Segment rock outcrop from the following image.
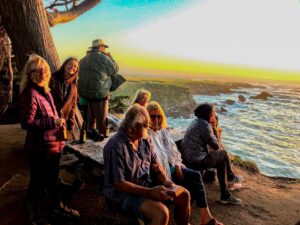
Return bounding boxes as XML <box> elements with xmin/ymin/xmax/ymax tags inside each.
<box><xmin>220</xmin><ymin>106</ymin><xmax>228</xmax><ymax>113</ymax></box>
<box><xmin>112</xmin><ymin>81</ymin><xmax>196</xmax><ymax>118</ymax></box>
<box><xmin>250</xmin><ymin>91</ymin><xmax>273</xmax><ymax>100</ymax></box>
<box><xmin>238</xmin><ymin>95</ymin><xmax>246</xmax><ymax>102</ymax></box>
<box><xmin>225</xmin><ymin>99</ymin><xmax>235</xmax><ymax>105</ymax></box>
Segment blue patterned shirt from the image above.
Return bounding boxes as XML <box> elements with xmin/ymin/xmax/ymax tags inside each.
<box><xmin>181</xmin><ymin>118</ymin><xmax>220</xmax><ymax>164</ymax></box>
<box><xmin>103</xmin><ymin>129</ymin><xmax>158</xmax><ymax>202</ymax></box>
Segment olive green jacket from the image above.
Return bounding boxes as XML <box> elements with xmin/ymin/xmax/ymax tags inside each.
<box><xmin>78</xmin><ymin>49</ymin><xmax>118</xmax><ymax>100</ymax></box>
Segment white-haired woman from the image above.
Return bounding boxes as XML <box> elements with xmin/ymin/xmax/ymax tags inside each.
<box><xmin>131</xmin><ymin>89</ymin><xmax>151</xmax><ymax>107</ymax></box>
<box><xmin>20</xmin><ymin>54</ymin><xmax>79</xmax><ymax>223</ymax></box>
<box><xmin>147</xmin><ymin>101</ymin><xmax>223</xmax><ymax>225</ymax></box>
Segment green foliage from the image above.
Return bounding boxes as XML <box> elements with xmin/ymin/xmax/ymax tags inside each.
<box><xmin>109</xmin><ymin>95</ymin><xmax>130</xmax><ymax>114</ymax></box>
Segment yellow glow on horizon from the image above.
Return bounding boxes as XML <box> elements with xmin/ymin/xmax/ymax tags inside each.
<box><xmin>55</xmin><ymin>38</ymin><xmax>300</xmax><ymax>85</ymax></box>
<box><xmin>112</xmin><ymin>43</ymin><xmax>300</xmax><ymax>84</ymax></box>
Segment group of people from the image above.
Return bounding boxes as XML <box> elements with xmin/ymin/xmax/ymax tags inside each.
<box><xmin>19</xmin><ymin>38</ymin><xmax>120</xmax><ymax>224</ymax></box>
<box><xmin>103</xmin><ymin>91</ymin><xmax>244</xmax><ymax>225</ymax></box>
<box><xmin>19</xmin><ymin>37</ymin><xmax>243</xmax><ymax>225</ymax></box>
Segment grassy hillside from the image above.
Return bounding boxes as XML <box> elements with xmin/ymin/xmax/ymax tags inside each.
<box><xmin>124</xmin><ymin>75</ymin><xmax>256</xmax><ymax>95</ymax></box>
<box><xmin>111</xmin><ymin>80</ymin><xmax>196</xmax><ymax>117</ymax></box>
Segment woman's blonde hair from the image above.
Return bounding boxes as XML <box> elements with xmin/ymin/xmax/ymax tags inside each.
<box><xmin>20</xmin><ymin>54</ymin><xmax>51</xmax><ymax>93</ymax></box>
<box><xmin>147</xmin><ymin>101</ymin><xmax>168</xmax><ymax>129</ymax></box>
<box><xmin>131</xmin><ymin>89</ymin><xmax>151</xmax><ymax>105</ymax></box>
<box><xmin>120</xmin><ymin>104</ymin><xmax>150</xmax><ymax>135</ymax></box>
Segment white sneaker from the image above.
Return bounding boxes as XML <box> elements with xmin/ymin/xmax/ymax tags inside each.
<box><xmin>229</xmin><ymin>182</ymin><xmax>242</xmax><ymax>191</ymax></box>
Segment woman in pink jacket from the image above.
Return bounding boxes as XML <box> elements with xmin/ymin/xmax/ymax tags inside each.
<box><xmin>20</xmin><ymin>54</ymin><xmax>78</xmax><ymax>224</ymax></box>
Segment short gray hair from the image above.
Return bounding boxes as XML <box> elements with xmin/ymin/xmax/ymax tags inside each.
<box><xmin>120</xmin><ymin>104</ymin><xmax>150</xmax><ymax>133</ymax></box>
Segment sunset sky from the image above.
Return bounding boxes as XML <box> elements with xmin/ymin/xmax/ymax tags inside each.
<box><xmin>51</xmin><ymin>0</ymin><xmax>300</xmax><ymax>84</ymax></box>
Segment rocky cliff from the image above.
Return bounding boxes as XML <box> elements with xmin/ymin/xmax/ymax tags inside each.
<box><xmin>112</xmin><ymin>80</ymin><xmax>196</xmax><ymax>118</ymax></box>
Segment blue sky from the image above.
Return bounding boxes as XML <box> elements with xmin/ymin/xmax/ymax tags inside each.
<box><xmin>51</xmin><ymin>0</ymin><xmax>196</xmax><ymax>42</ymax></box>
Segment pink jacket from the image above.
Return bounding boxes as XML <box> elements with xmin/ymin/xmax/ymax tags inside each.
<box><xmin>20</xmin><ymin>83</ymin><xmax>65</xmax><ymax>154</ymax></box>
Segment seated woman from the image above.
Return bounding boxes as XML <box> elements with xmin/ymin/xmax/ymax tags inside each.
<box><xmin>20</xmin><ymin>54</ymin><xmax>79</xmax><ymax>224</ymax></box>
<box><xmin>147</xmin><ymin>101</ymin><xmax>223</xmax><ymax>225</ymax></box>
<box><xmin>103</xmin><ymin>104</ymin><xmax>191</xmax><ymax>225</ymax></box>
<box><xmin>209</xmin><ymin>115</ymin><xmax>243</xmax><ymax>188</ymax></box>
<box><xmin>131</xmin><ymin>89</ymin><xmax>151</xmax><ymax>107</ymax></box>
<box><xmin>50</xmin><ymin>57</ymin><xmax>79</xmax><ymax>140</ymax></box>
<box><xmin>181</xmin><ymin>103</ymin><xmax>242</xmax><ymax>205</ymax></box>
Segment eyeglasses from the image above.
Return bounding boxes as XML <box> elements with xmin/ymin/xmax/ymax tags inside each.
<box><xmin>150</xmin><ymin>115</ymin><xmax>162</xmax><ymax>120</ymax></box>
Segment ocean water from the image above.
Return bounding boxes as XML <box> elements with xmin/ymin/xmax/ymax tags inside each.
<box><xmin>167</xmin><ymin>85</ymin><xmax>300</xmax><ymax>179</ymax></box>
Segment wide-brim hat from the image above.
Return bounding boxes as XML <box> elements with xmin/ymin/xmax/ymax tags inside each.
<box><xmin>91</xmin><ymin>39</ymin><xmax>109</xmax><ymax>48</ymax></box>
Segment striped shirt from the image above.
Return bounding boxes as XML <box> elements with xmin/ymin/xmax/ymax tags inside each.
<box><xmin>148</xmin><ymin>128</ymin><xmax>183</xmax><ymax>179</ymax></box>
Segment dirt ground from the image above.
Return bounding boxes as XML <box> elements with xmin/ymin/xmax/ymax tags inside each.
<box><xmin>0</xmin><ymin>124</ymin><xmax>299</xmax><ymax>225</ymax></box>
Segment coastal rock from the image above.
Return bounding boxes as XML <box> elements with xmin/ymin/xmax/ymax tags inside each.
<box><xmin>217</xmin><ymin>106</ymin><xmax>228</xmax><ymax>113</ymax></box>
<box><xmin>250</xmin><ymin>91</ymin><xmax>273</xmax><ymax>100</ymax></box>
<box><xmin>238</xmin><ymin>95</ymin><xmax>246</xmax><ymax>102</ymax></box>
<box><xmin>225</xmin><ymin>99</ymin><xmax>235</xmax><ymax>105</ymax></box>
<box><xmin>184</xmin><ymin>81</ymin><xmax>259</xmax><ymax>96</ymax></box>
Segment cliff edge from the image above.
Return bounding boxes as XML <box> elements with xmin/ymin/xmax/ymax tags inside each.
<box><xmin>0</xmin><ymin>124</ymin><xmax>299</xmax><ymax>225</ymax></box>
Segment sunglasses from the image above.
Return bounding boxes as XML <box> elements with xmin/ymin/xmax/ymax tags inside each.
<box><xmin>150</xmin><ymin>114</ymin><xmax>162</xmax><ymax>119</ymax></box>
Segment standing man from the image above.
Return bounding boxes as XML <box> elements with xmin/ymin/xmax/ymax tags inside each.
<box><xmin>78</xmin><ymin>39</ymin><xmax>119</xmax><ymax>140</ymax></box>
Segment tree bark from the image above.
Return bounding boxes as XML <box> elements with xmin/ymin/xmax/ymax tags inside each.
<box><xmin>47</xmin><ymin>0</ymin><xmax>101</xmax><ymax>27</ymax></box>
<box><xmin>0</xmin><ymin>0</ymin><xmax>60</xmax><ymax>72</ymax></box>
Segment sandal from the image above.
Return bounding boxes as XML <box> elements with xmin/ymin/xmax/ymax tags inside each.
<box><xmin>201</xmin><ymin>218</ymin><xmax>224</xmax><ymax>225</ymax></box>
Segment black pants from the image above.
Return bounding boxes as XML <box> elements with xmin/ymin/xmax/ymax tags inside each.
<box><xmin>27</xmin><ymin>150</ymin><xmax>61</xmax><ymax>206</ymax></box>
<box><xmin>189</xmin><ymin>150</ymin><xmax>234</xmax><ymax>197</ymax></box>
<box><xmin>172</xmin><ymin>167</ymin><xmax>208</xmax><ymax>208</ymax></box>
<box><xmin>87</xmin><ymin>98</ymin><xmax>108</xmax><ymax>135</ymax></box>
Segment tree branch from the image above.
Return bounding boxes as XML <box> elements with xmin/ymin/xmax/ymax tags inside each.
<box><xmin>47</xmin><ymin>0</ymin><xmax>101</xmax><ymax>26</ymax></box>
<box><xmin>46</xmin><ymin>1</ymin><xmax>73</xmax><ymax>10</ymax></box>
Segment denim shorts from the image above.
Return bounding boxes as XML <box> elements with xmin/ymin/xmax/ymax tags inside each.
<box><xmin>120</xmin><ymin>195</ymin><xmax>146</xmax><ymax>219</ymax></box>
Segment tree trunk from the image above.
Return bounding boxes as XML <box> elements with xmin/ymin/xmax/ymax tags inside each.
<box><xmin>0</xmin><ymin>0</ymin><xmax>60</xmax><ymax>72</ymax></box>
